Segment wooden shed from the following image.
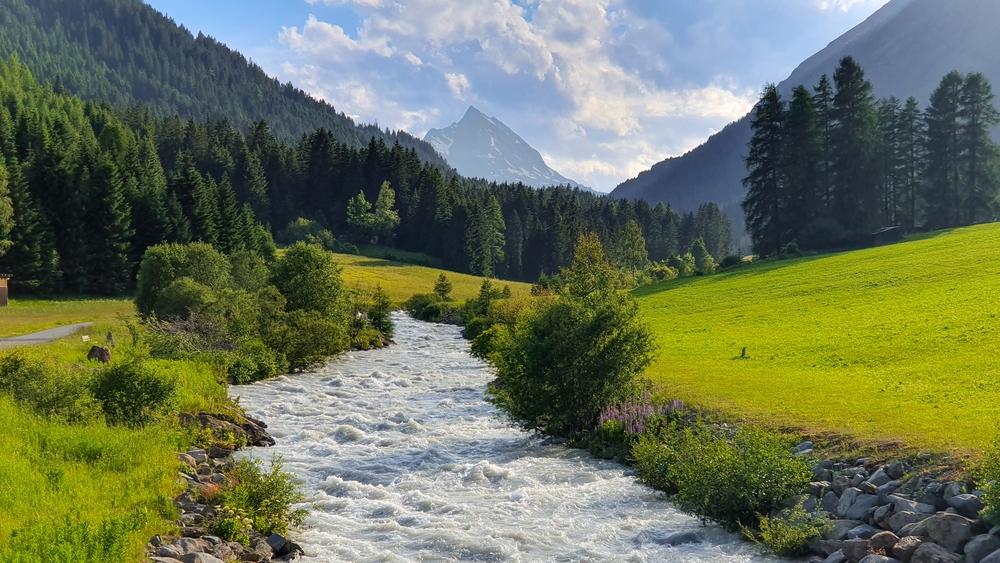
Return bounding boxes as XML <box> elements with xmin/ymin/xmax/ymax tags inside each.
<box><xmin>0</xmin><ymin>274</ymin><xmax>10</xmax><ymax>307</ymax></box>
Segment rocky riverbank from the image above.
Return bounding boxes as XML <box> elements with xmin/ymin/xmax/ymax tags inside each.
<box><xmin>147</xmin><ymin>413</ymin><xmax>304</xmax><ymax>563</ymax></box>
<box><xmin>796</xmin><ymin>443</ymin><xmax>997</xmax><ymax>563</ymax></box>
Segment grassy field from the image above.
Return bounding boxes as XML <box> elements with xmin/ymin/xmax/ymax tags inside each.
<box><xmin>636</xmin><ymin>223</ymin><xmax>1000</xmax><ymax>454</ymax></box>
<box><xmin>333</xmin><ymin>252</ymin><xmax>534</xmax><ymax>303</ymax></box>
<box><xmin>0</xmin><ymin>298</ymin><xmax>136</xmax><ymax>338</ymax></box>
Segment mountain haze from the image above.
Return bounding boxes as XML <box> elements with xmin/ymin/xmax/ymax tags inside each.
<box><xmin>0</xmin><ymin>0</ymin><xmax>450</xmax><ymax>170</ymax></box>
<box><xmin>424</xmin><ymin>106</ymin><xmax>587</xmax><ymax>190</ymax></box>
<box><xmin>612</xmin><ymin>0</ymin><xmax>1000</xmax><ymax>216</ymax></box>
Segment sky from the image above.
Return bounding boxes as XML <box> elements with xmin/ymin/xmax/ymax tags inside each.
<box><xmin>146</xmin><ymin>0</ymin><xmax>891</xmax><ymax>192</ymax></box>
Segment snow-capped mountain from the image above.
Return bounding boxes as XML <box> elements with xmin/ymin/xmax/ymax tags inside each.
<box><xmin>425</xmin><ymin>106</ymin><xmax>588</xmax><ymax>190</ymax></box>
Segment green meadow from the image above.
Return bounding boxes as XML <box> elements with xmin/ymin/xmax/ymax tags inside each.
<box><xmin>0</xmin><ymin>298</ymin><xmax>136</xmax><ymax>338</ymax></box>
<box><xmin>636</xmin><ymin>223</ymin><xmax>1000</xmax><ymax>454</ymax></box>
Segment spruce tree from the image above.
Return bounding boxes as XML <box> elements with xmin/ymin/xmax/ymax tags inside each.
<box><xmin>876</xmin><ymin>97</ymin><xmax>903</xmax><ymax>226</ymax></box>
<box><xmin>465</xmin><ymin>196</ymin><xmax>505</xmax><ymax>277</ymax></box>
<box><xmin>217</xmin><ymin>177</ymin><xmax>245</xmax><ymax>253</ymax></box>
<box><xmin>191</xmin><ymin>175</ymin><xmax>221</xmax><ymax>245</ymax></box>
<box><xmin>783</xmin><ymin>86</ymin><xmax>823</xmax><ymax>241</ymax></box>
<box><xmin>0</xmin><ymin>160</ymin><xmax>13</xmax><ymax>257</ymax></box>
<box><xmin>85</xmin><ymin>155</ymin><xmax>134</xmax><ymax>294</ymax></box>
<box><xmin>959</xmin><ymin>72</ymin><xmax>1000</xmax><ymax>223</ymax></box>
<box><xmin>610</xmin><ymin>219</ymin><xmax>648</xmax><ymax>271</ymax></box>
<box><xmin>0</xmin><ymin>160</ymin><xmax>61</xmax><ymax>292</ymax></box>
<box><xmin>897</xmin><ymin>97</ymin><xmax>925</xmax><ymax>230</ymax></box>
<box><xmin>830</xmin><ymin>56</ymin><xmax>879</xmax><ymax>233</ymax></box>
<box><xmin>924</xmin><ymin>71</ymin><xmax>964</xmax><ymax>228</ymax></box>
<box><xmin>373</xmin><ymin>181</ymin><xmax>400</xmax><ymax>245</ymax></box>
<box><xmin>814</xmin><ymin>74</ymin><xmax>835</xmax><ymax>208</ymax></box>
<box><xmin>743</xmin><ymin>84</ymin><xmax>786</xmax><ymax>256</ymax></box>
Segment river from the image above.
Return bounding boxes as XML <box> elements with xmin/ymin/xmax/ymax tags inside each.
<box><xmin>233</xmin><ymin>313</ymin><xmax>781</xmax><ymax>562</ymax></box>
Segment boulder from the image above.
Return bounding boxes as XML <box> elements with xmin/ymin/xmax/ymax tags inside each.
<box><xmin>825</xmin><ymin>491</ymin><xmax>843</xmax><ymax>513</ymax></box>
<box><xmin>845</xmin><ymin>494</ymin><xmax>882</xmax><ymax>521</ymax></box>
<box><xmin>175</xmin><ymin>538</ymin><xmax>208</xmax><ymax>555</ymax></box>
<box><xmin>947</xmin><ymin>494</ymin><xmax>983</xmax><ymax>519</ymax></box>
<box><xmin>843</xmin><ymin>539</ymin><xmax>872</xmax><ymax>562</ymax></box>
<box><xmin>150</xmin><ymin>558</ymin><xmax>183</xmax><ymax>563</ymax></box>
<box><xmin>873</xmin><ymin>504</ymin><xmax>893</xmax><ymax>527</ymax></box>
<box><xmin>886</xmin><ymin>462</ymin><xmax>909</xmax><ymax>480</ymax></box>
<box><xmin>895</xmin><ymin>497</ymin><xmax>938</xmax><ymax>514</ymax></box>
<box><xmin>179</xmin><ymin>554</ymin><xmax>223</xmax><ymax>563</ymax></box>
<box><xmin>840</xmin><ymin>489</ymin><xmax>863</xmax><ymax>516</ymax></box>
<box><xmin>177</xmin><ymin>453</ymin><xmax>197</xmax><ymax>468</ymax></box>
<box><xmin>924</xmin><ymin>513</ymin><xmax>975</xmax><ymax>552</ymax></box>
<box><xmin>870</xmin><ymin>531</ymin><xmax>901</xmax><ymax>553</ymax></box>
<box><xmin>155</xmin><ymin>546</ymin><xmax>183</xmax><ymax>559</ymax></box>
<box><xmin>812</xmin><ymin>481</ymin><xmax>833</xmax><ymax>496</ymax></box>
<box><xmin>982</xmin><ymin>549</ymin><xmax>1000</xmax><ymax>563</ymax></box>
<box><xmin>826</xmin><ymin>551</ymin><xmax>848</xmax><ymax>563</ymax></box>
<box><xmin>826</xmin><ymin>520</ymin><xmax>866</xmax><ymax>540</ymax></box>
<box><xmin>206</xmin><ymin>446</ymin><xmax>232</xmax><ymax>459</ymax></box>
<box><xmin>889</xmin><ymin>512</ymin><xmax>932</xmax><ymax>534</ymax></box>
<box><xmin>911</xmin><ymin>543</ymin><xmax>961</xmax><ymax>563</ymax></box>
<box><xmin>186</xmin><ymin>449</ymin><xmax>208</xmax><ymax>464</ymax></box>
<box><xmin>894</xmin><ymin>536</ymin><xmax>928</xmax><ymax>562</ymax></box>
<box><xmin>860</xmin><ymin>556</ymin><xmax>901</xmax><ymax>563</ymax></box>
<box><xmin>965</xmin><ymin>534</ymin><xmax>1000</xmax><ymax>563</ymax></box>
<box><xmin>849</xmin><ymin>525</ymin><xmax>880</xmax><ymax>540</ymax></box>
<box><xmin>868</xmin><ymin>469</ymin><xmax>892</xmax><ymax>487</ymax></box>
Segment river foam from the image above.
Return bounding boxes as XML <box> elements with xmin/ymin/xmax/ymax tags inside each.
<box><xmin>234</xmin><ymin>313</ymin><xmax>781</xmax><ymax>562</ymax></box>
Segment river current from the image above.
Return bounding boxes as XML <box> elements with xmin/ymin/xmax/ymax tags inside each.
<box><xmin>233</xmin><ymin>313</ymin><xmax>781</xmax><ymax>562</ymax></box>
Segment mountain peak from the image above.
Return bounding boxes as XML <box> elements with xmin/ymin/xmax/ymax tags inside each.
<box><xmin>425</xmin><ymin>109</ymin><xmax>588</xmax><ymax>190</ymax></box>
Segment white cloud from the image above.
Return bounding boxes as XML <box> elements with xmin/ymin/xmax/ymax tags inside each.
<box><xmin>814</xmin><ymin>0</ymin><xmax>888</xmax><ymax>13</ymax></box>
<box><xmin>444</xmin><ymin>72</ymin><xmax>471</xmax><ymax>99</ymax></box>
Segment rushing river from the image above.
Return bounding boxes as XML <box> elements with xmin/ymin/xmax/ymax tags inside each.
<box><xmin>233</xmin><ymin>313</ymin><xmax>781</xmax><ymax>562</ymax></box>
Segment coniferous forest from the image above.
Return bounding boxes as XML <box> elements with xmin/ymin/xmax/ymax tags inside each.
<box><xmin>0</xmin><ymin>58</ymin><xmax>731</xmax><ymax>295</ymax></box>
<box><xmin>744</xmin><ymin>56</ymin><xmax>1000</xmax><ymax>256</ymax></box>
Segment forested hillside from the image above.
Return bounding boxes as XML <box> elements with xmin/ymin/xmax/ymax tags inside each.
<box><xmin>0</xmin><ymin>59</ymin><xmax>731</xmax><ymax>295</ymax></box>
<box><xmin>0</xmin><ymin>0</ymin><xmax>450</xmax><ymax>169</ymax></box>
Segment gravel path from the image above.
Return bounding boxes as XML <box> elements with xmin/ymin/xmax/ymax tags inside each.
<box><xmin>0</xmin><ymin>322</ymin><xmax>94</xmax><ymax>348</ymax></box>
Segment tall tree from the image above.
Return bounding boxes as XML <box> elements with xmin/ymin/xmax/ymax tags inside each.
<box><xmin>0</xmin><ymin>159</ymin><xmax>61</xmax><ymax>292</ymax></box>
<box><xmin>0</xmin><ymin>160</ymin><xmax>13</xmax><ymax>257</ymax></box>
<box><xmin>830</xmin><ymin>56</ymin><xmax>879</xmax><ymax>233</ymax></box>
<box><xmin>743</xmin><ymin>84</ymin><xmax>786</xmax><ymax>256</ymax></box>
<box><xmin>466</xmin><ymin>196</ymin><xmax>505</xmax><ymax>277</ymax></box>
<box><xmin>814</xmin><ymin>74</ymin><xmax>835</xmax><ymax>209</ymax></box>
<box><xmin>84</xmin><ymin>154</ymin><xmax>133</xmax><ymax>294</ymax></box>
<box><xmin>897</xmin><ymin>97</ymin><xmax>925</xmax><ymax>230</ymax></box>
<box><xmin>959</xmin><ymin>72</ymin><xmax>1000</xmax><ymax>223</ymax></box>
<box><xmin>924</xmin><ymin>71</ymin><xmax>965</xmax><ymax>228</ymax></box>
<box><xmin>783</xmin><ymin>85</ymin><xmax>823</xmax><ymax>239</ymax></box>
<box><xmin>372</xmin><ymin>180</ymin><xmax>400</xmax><ymax>245</ymax></box>
<box><xmin>610</xmin><ymin>219</ymin><xmax>648</xmax><ymax>271</ymax></box>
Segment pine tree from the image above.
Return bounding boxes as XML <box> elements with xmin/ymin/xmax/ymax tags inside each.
<box><xmin>743</xmin><ymin>84</ymin><xmax>786</xmax><ymax>256</ymax></box>
<box><xmin>814</xmin><ymin>74</ymin><xmax>835</xmax><ymax>209</ymax></box>
<box><xmin>689</xmin><ymin>237</ymin><xmax>716</xmax><ymax>274</ymax></box>
<box><xmin>876</xmin><ymin>97</ymin><xmax>903</xmax><ymax>226</ymax></box>
<box><xmin>0</xmin><ymin>160</ymin><xmax>13</xmax><ymax>257</ymax></box>
<box><xmin>959</xmin><ymin>72</ymin><xmax>1000</xmax><ymax>223</ymax></box>
<box><xmin>85</xmin><ymin>155</ymin><xmax>133</xmax><ymax>294</ymax></box>
<box><xmin>897</xmin><ymin>97</ymin><xmax>925</xmax><ymax>230</ymax></box>
<box><xmin>610</xmin><ymin>219</ymin><xmax>648</xmax><ymax>271</ymax></box>
<box><xmin>924</xmin><ymin>71</ymin><xmax>964</xmax><ymax>228</ymax></box>
<box><xmin>191</xmin><ymin>175</ymin><xmax>221</xmax><ymax>245</ymax></box>
<box><xmin>783</xmin><ymin>85</ymin><xmax>823</xmax><ymax>240</ymax></box>
<box><xmin>373</xmin><ymin>180</ymin><xmax>400</xmax><ymax>245</ymax></box>
<box><xmin>830</xmin><ymin>56</ymin><xmax>879</xmax><ymax>233</ymax></box>
<box><xmin>433</xmin><ymin>273</ymin><xmax>452</xmax><ymax>300</ymax></box>
<box><xmin>0</xmin><ymin>160</ymin><xmax>61</xmax><ymax>292</ymax></box>
<box><xmin>217</xmin><ymin>177</ymin><xmax>245</xmax><ymax>253</ymax></box>
<box><xmin>465</xmin><ymin>196</ymin><xmax>505</xmax><ymax>277</ymax></box>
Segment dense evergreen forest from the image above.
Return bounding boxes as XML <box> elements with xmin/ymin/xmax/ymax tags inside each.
<box><xmin>744</xmin><ymin>56</ymin><xmax>1000</xmax><ymax>255</ymax></box>
<box><xmin>0</xmin><ymin>58</ymin><xmax>731</xmax><ymax>294</ymax></box>
<box><xmin>0</xmin><ymin>0</ymin><xmax>450</xmax><ymax>169</ymax></box>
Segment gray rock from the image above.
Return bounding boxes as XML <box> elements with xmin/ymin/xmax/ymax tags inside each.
<box><xmin>155</xmin><ymin>546</ymin><xmax>183</xmax><ymax>559</ymax></box>
<box><xmin>874</xmin><ymin>504</ymin><xmax>893</xmax><ymax>526</ymax></box>
<box><xmin>849</xmin><ymin>524</ymin><xmax>880</xmax><ymax>540</ymax></box>
<box><xmin>834</xmin><ymin>476</ymin><xmax>853</xmax><ymax>495</ymax></box>
<box><xmin>175</xmin><ymin>538</ymin><xmax>207</xmax><ymax>555</ymax></box>
<box><xmin>895</xmin><ymin>497</ymin><xmax>938</xmax><ymax>514</ymax></box>
<box><xmin>827</xmin><ymin>520</ymin><xmax>866</xmax><ymax>540</ymax></box>
<box><xmin>825</xmin><ymin>491</ymin><xmax>843</xmax><ymax>513</ymax></box>
<box><xmin>179</xmin><ymin>554</ymin><xmax>223</xmax><ymax>563</ymax></box>
<box><xmin>826</xmin><ymin>551</ymin><xmax>848</xmax><ymax>563</ymax></box>
<box><xmin>817</xmin><ymin>468</ymin><xmax>837</xmax><ymax>482</ymax></box>
<box><xmin>879</xmin><ymin>482</ymin><xmax>903</xmax><ymax>501</ymax></box>
<box><xmin>860</xmin><ymin>556</ymin><xmax>900</xmax><ymax>563</ymax></box>
<box><xmin>844</xmin><ymin>538</ymin><xmax>872</xmax><ymax>562</ymax></box>
<box><xmin>900</xmin><ymin>520</ymin><xmax>932</xmax><ymax>538</ymax></box>
<box><xmin>886</xmin><ymin>462</ymin><xmax>908</xmax><ymax>480</ymax></box>
<box><xmin>894</xmin><ymin>536</ymin><xmax>928</xmax><ymax>562</ymax></box>
<box><xmin>869</xmin><ymin>469</ymin><xmax>892</xmax><ymax>487</ymax></box>
<box><xmin>921</xmin><ymin>483</ymin><xmax>949</xmax><ymax>511</ymax></box>
<box><xmin>812</xmin><ymin>538</ymin><xmax>846</xmax><ymax>556</ymax></box>
<box><xmin>889</xmin><ymin>511</ymin><xmax>932</xmax><ymax>533</ymax></box>
<box><xmin>840</xmin><ymin>489</ymin><xmax>863</xmax><ymax>516</ymax></box>
<box><xmin>845</xmin><ymin>494</ymin><xmax>882</xmax><ymax>521</ymax></box>
<box><xmin>965</xmin><ymin>534</ymin><xmax>1000</xmax><ymax>563</ymax></box>
<box><xmin>945</xmin><ymin>483</ymin><xmax>967</xmax><ymax>501</ymax></box>
<box><xmin>924</xmin><ymin>513</ymin><xmax>975</xmax><ymax>552</ymax></box>
<box><xmin>186</xmin><ymin>449</ymin><xmax>208</xmax><ymax>463</ymax></box>
<box><xmin>948</xmin><ymin>494</ymin><xmax>983</xmax><ymax>519</ymax></box>
<box><xmin>150</xmin><ymin>558</ymin><xmax>183</xmax><ymax>563</ymax></box>
<box><xmin>911</xmin><ymin>543</ymin><xmax>961</xmax><ymax>563</ymax></box>
<box><xmin>811</xmin><ymin>481</ymin><xmax>834</xmax><ymax>496</ymax></box>
<box><xmin>982</xmin><ymin>548</ymin><xmax>1000</xmax><ymax>563</ymax></box>
<box><xmin>870</xmin><ymin>531</ymin><xmax>901</xmax><ymax>553</ymax></box>
<box><xmin>177</xmin><ymin>453</ymin><xmax>198</xmax><ymax>468</ymax></box>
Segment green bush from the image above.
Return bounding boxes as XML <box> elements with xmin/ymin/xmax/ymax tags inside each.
<box><xmin>264</xmin><ymin>310</ymin><xmax>350</xmax><ymax>371</ymax></box>
<box><xmin>757</xmin><ymin>503</ymin><xmax>829</xmax><ymax>556</ymax></box>
<box><xmin>366</xmin><ymin>286</ymin><xmax>394</xmax><ymax>339</ymax></box>
<box><xmin>135</xmin><ymin>243</ymin><xmax>231</xmax><ymax>316</ymax></box>
<box><xmin>91</xmin><ymin>362</ymin><xmax>176</xmax><ymax>427</ymax></box>
<box><xmin>220</xmin><ymin>457</ymin><xmax>305</xmax><ymax>536</ymax></box>
<box><xmin>632</xmin><ymin>433</ymin><xmax>680</xmax><ymax>493</ymax></box>
<box><xmin>0</xmin><ymin>355</ymin><xmax>103</xmax><ymax>424</ymax></box>
<box><xmin>719</xmin><ymin>255</ymin><xmax>744</xmax><ymax>269</ymax></box>
<box><xmin>271</xmin><ymin>242</ymin><xmax>346</xmax><ymax>317</ymax></box>
<box><xmin>227</xmin><ymin>340</ymin><xmax>283</xmax><ymax>385</ymax></box>
<box><xmin>0</xmin><ymin>512</ymin><xmax>145</xmax><ymax>563</ymax></box>
<box><xmin>209</xmin><ymin>507</ymin><xmax>254</xmax><ymax>545</ymax></box>
<box><xmin>154</xmin><ymin>277</ymin><xmax>216</xmax><ymax>320</ymax></box>
<box><xmin>405</xmin><ymin>293</ymin><xmax>462</xmax><ymax>324</ymax></box>
<box><xmin>976</xmin><ymin>436</ymin><xmax>1000</xmax><ymax>525</ymax></box>
<box><xmin>352</xmin><ymin>325</ymin><xmax>385</xmax><ymax>350</ymax></box>
<box><xmin>230</xmin><ymin>249</ymin><xmax>271</xmax><ymax>292</ymax></box>
<box><xmin>665</xmin><ymin>426</ymin><xmax>810</xmax><ymax>530</ymax></box>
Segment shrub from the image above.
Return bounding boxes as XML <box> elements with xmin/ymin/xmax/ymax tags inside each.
<box><xmin>220</xmin><ymin>458</ymin><xmax>305</xmax><ymax>536</ymax></box>
<box><xmin>366</xmin><ymin>286</ymin><xmax>394</xmax><ymax>339</ymax></box>
<box><xmin>0</xmin><ymin>355</ymin><xmax>103</xmax><ymax>424</ymax></box>
<box><xmin>647</xmin><ymin>262</ymin><xmax>679</xmax><ymax>282</ymax></box>
<box><xmin>757</xmin><ymin>503</ymin><xmax>829</xmax><ymax>556</ymax></box>
<box><xmin>0</xmin><ymin>512</ymin><xmax>145</xmax><ymax>563</ymax></box>
<box><xmin>719</xmin><ymin>255</ymin><xmax>744</xmax><ymax>269</ymax></box>
<box><xmin>690</xmin><ymin>237</ymin><xmax>717</xmax><ymax>274</ymax></box>
<box><xmin>209</xmin><ymin>507</ymin><xmax>254</xmax><ymax>545</ymax></box>
<box><xmin>135</xmin><ymin>243</ymin><xmax>231</xmax><ymax>316</ymax></box>
<box><xmin>91</xmin><ymin>362</ymin><xmax>176</xmax><ymax>427</ymax></box>
<box><xmin>405</xmin><ymin>293</ymin><xmax>461</xmax><ymax>324</ymax></box>
<box><xmin>667</xmin><ymin>253</ymin><xmax>696</xmax><ymax>277</ymax></box>
<box><xmin>780</xmin><ymin>241</ymin><xmax>802</xmax><ymax>258</ymax></box>
<box><xmin>154</xmin><ymin>277</ymin><xmax>216</xmax><ymax>320</ymax></box>
<box><xmin>264</xmin><ymin>310</ymin><xmax>350</xmax><ymax>371</ymax></box>
<box><xmin>665</xmin><ymin>426</ymin><xmax>810</xmax><ymax>530</ymax></box>
<box><xmin>433</xmin><ymin>274</ymin><xmax>453</xmax><ymax>300</ymax></box>
<box><xmin>227</xmin><ymin>340</ymin><xmax>283</xmax><ymax>385</ymax></box>
<box><xmin>351</xmin><ymin>325</ymin><xmax>385</xmax><ymax>350</ymax></box>
<box><xmin>632</xmin><ymin>434</ymin><xmax>680</xmax><ymax>493</ymax></box>
<box><xmin>271</xmin><ymin>242</ymin><xmax>346</xmax><ymax>318</ymax></box>
<box><xmin>230</xmin><ymin>249</ymin><xmax>271</xmax><ymax>292</ymax></box>
<box><xmin>976</xmin><ymin>436</ymin><xmax>1000</xmax><ymax>525</ymax></box>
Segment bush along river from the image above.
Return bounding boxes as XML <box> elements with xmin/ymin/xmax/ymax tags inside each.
<box><xmin>232</xmin><ymin>313</ymin><xmax>780</xmax><ymax>562</ymax></box>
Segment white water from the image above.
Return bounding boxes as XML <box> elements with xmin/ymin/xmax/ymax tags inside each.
<box><xmin>233</xmin><ymin>314</ymin><xmax>781</xmax><ymax>562</ymax></box>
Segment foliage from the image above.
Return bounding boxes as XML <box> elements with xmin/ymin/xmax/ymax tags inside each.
<box><xmin>975</xmin><ymin>436</ymin><xmax>1000</xmax><ymax>525</ymax></box>
<box><xmin>91</xmin><ymin>361</ymin><xmax>176</xmax><ymax>427</ymax></box>
<box><xmin>488</xmin><ymin>234</ymin><xmax>653</xmax><ymax>438</ymax></box>
<box><xmin>209</xmin><ymin>507</ymin><xmax>254</xmax><ymax>546</ymax></box>
<box><xmin>219</xmin><ymin>457</ymin><xmax>306</xmax><ymax>536</ymax></box>
<box><xmin>227</xmin><ymin>340</ymin><xmax>284</xmax><ymax>385</ymax></box>
<box><xmin>263</xmin><ymin>310</ymin><xmax>350</xmax><ymax>371</ymax></box>
<box><xmin>0</xmin><ymin>354</ymin><xmax>102</xmax><ymax>424</ymax></box>
<box><xmin>0</xmin><ymin>511</ymin><xmax>145</xmax><ymax>563</ymax></box>
<box><xmin>434</xmin><ymin>273</ymin><xmax>453</xmax><ymax>300</ymax></box>
<box><xmin>154</xmin><ymin>277</ymin><xmax>216</xmax><ymax>320</ymax></box>
<box><xmin>689</xmin><ymin>238</ymin><xmax>716</xmax><ymax>274</ymax></box>
<box><xmin>365</xmin><ymin>286</ymin><xmax>394</xmax><ymax>339</ymax></box>
<box><xmin>631</xmin><ymin>434</ymin><xmax>680</xmax><ymax>493</ymax></box>
<box><xmin>270</xmin><ymin>242</ymin><xmax>345</xmax><ymax>317</ymax></box>
<box><xmin>660</xmin><ymin>426</ymin><xmax>810</xmax><ymax>530</ymax></box>
<box><xmin>757</xmin><ymin>504</ymin><xmax>829</xmax><ymax>557</ymax></box>
<box><xmin>136</xmin><ymin>243</ymin><xmax>231</xmax><ymax>317</ymax></box>
<box><xmin>405</xmin><ymin>293</ymin><xmax>463</xmax><ymax>325</ymax></box>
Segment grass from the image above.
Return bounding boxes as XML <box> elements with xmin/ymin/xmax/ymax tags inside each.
<box><xmin>635</xmin><ymin>223</ymin><xmax>1000</xmax><ymax>455</ymax></box>
<box><xmin>332</xmin><ymin>252</ymin><xmax>533</xmax><ymax>303</ymax></box>
<box><xmin>0</xmin><ymin>298</ymin><xmax>136</xmax><ymax>338</ymax></box>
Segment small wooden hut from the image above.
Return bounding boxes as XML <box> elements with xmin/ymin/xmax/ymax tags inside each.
<box><xmin>0</xmin><ymin>274</ymin><xmax>10</xmax><ymax>307</ymax></box>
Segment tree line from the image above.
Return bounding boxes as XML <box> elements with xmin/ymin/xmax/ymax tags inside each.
<box><xmin>744</xmin><ymin>56</ymin><xmax>1000</xmax><ymax>256</ymax></box>
<box><xmin>0</xmin><ymin>58</ymin><xmax>733</xmax><ymax>294</ymax></box>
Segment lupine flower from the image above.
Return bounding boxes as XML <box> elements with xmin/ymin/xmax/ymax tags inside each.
<box><xmin>598</xmin><ymin>393</ymin><xmax>683</xmax><ymax>435</ymax></box>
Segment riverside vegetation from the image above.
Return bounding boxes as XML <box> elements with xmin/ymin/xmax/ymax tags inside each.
<box><xmin>0</xmin><ymin>240</ymin><xmax>393</xmax><ymax>561</ymax></box>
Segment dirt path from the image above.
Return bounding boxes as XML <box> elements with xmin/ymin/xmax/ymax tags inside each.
<box><xmin>0</xmin><ymin>322</ymin><xmax>93</xmax><ymax>348</ymax></box>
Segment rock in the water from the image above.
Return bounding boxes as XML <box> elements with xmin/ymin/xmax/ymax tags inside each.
<box><xmin>911</xmin><ymin>542</ymin><xmax>961</xmax><ymax>563</ymax></box>
<box><xmin>947</xmin><ymin>494</ymin><xmax>983</xmax><ymax>519</ymax></box>
<box><xmin>924</xmin><ymin>513</ymin><xmax>975</xmax><ymax>552</ymax></box>
<box><xmin>966</xmin><ymin>534</ymin><xmax>1000</xmax><ymax>563</ymax></box>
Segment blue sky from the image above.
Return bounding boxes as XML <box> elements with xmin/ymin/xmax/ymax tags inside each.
<box><xmin>147</xmin><ymin>0</ymin><xmax>890</xmax><ymax>191</ymax></box>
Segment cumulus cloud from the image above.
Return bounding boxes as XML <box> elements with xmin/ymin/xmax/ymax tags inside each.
<box><xmin>444</xmin><ymin>73</ymin><xmax>471</xmax><ymax>99</ymax></box>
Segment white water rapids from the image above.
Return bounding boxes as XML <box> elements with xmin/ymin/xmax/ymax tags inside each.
<box><xmin>233</xmin><ymin>313</ymin><xmax>782</xmax><ymax>562</ymax></box>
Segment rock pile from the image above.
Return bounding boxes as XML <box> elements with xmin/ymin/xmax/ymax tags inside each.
<box><xmin>148</xmin><ymin>414</ymin><xmax>302</xmax><ymax>563</ymax></box>
<box><xmin>801</xmin><ymin>450</ymin><xmax>997</xmax><ymax>563</ymax></box>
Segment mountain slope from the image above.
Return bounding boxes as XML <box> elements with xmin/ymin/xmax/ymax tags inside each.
<box><xmin>425</xmin><ymin>106</ymin><xmax>586</xmax><ymax>189</ymax></box>
<box><xmin>613</xmin><ymin>0</ymin><xmax>1000</xmax><ymax>214</ymax></box>
<box><xmin>0</xmin><ymin>0</ymin><xmax>450</xmax><ymax>169</ymax></box>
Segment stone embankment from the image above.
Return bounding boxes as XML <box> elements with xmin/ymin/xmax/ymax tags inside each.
<box><xmin>148</xmin><ymin>413</ymin><xmax>303</xmax><ymax>563</ymax></box>
<box><xmin>796</xmin><ymin>441</ymin><xmax>997</xmax><ymax>563</ymax></box>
